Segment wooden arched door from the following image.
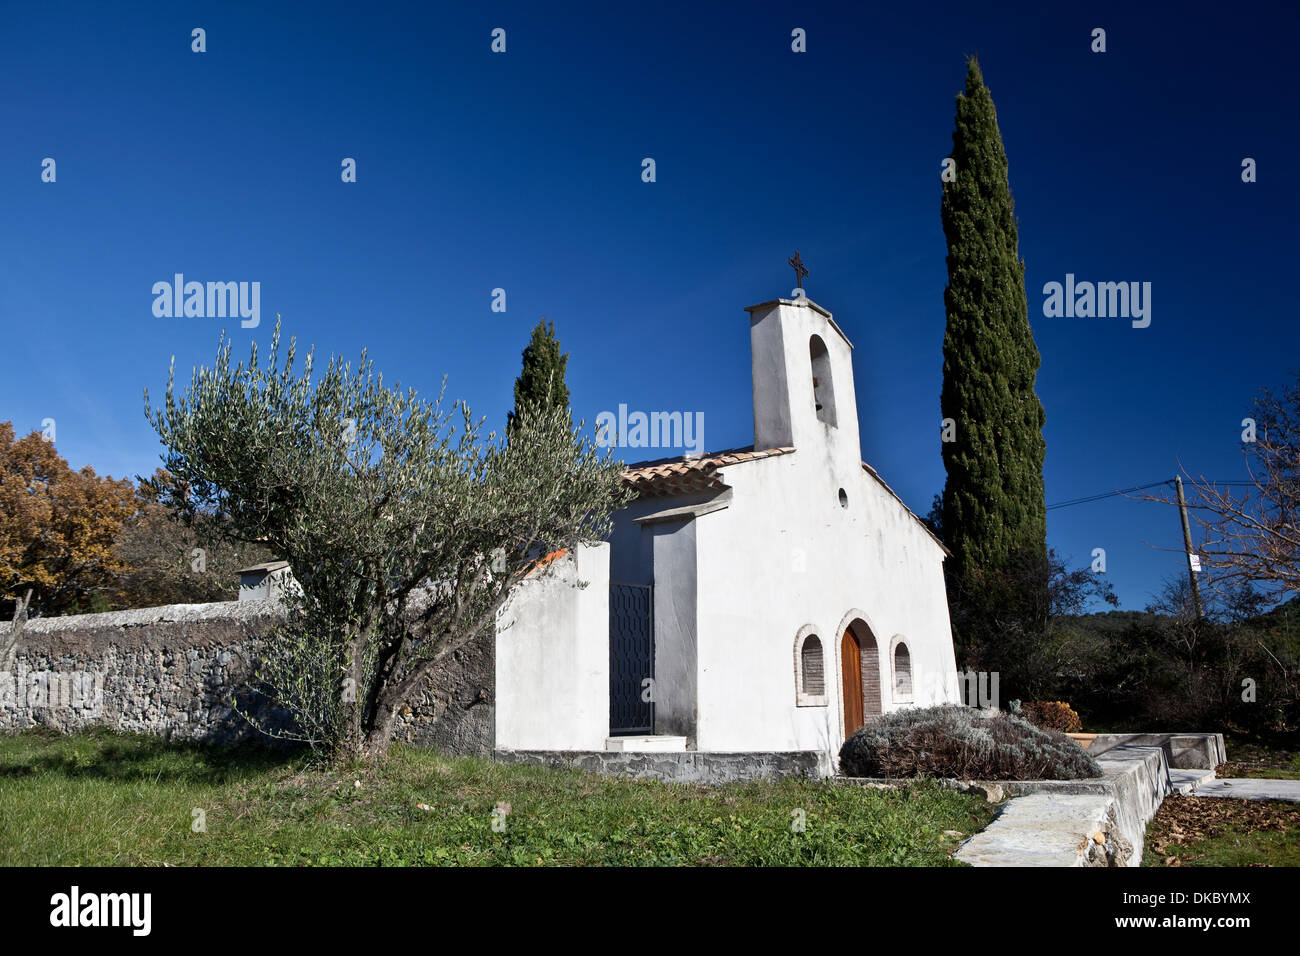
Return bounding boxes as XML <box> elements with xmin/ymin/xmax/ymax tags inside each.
<box><xmin>841</xmin><ymin>629</ymin><xmax>864</xmax><ymax>736</ymax></box>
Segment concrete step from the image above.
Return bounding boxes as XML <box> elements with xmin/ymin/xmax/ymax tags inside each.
<box><xmin>605</xmin><ymin>735</ymin><xmax>688</xmax><ymax>753</ymax></box>
<box><xmin>1169</xmin><ymin>768</ymin><xmax>1215</xmax><ymax>794</ymax></box>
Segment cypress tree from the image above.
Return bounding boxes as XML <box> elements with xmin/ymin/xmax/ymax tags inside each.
<box><xmin>508</xmin><ymin>318</ymin><xmax>571</xmax><ymax>435</ymax></box>
<box><xmin>939</xmin><ymin>57</ymin><xmax>1048</xmax><ymax>632</ymax></box>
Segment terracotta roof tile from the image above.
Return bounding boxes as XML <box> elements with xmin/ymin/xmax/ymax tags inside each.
<box><xmin>524</xmin><ymin>548</ymin><xmax>568</xmax><ymax>578</ymax></box>
<box><xmin>622</xmin><ymin>446</ymin><xmax>794</xmax><ymax>497</ymax></box>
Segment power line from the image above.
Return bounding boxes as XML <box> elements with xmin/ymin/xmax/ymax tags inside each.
<box><xmin>1046</xmin><ymin>480</ymin><xmax>1170</xmax><ymax>510</ymax></box>
<box><xmin>1046</xmin><ymin>479</ymin><xmax>1257</xmax><ymax>511</ymax></box>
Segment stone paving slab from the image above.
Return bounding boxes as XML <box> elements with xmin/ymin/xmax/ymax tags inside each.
<box><xmin>955</xmin><ymin>793</ymin><xmax>1115</xmax><ymax>867</ymax></box>
<box><xmin>1192</xmin><ymin>778</ymin><xmax>1300</xmax><ymax>803</ymax></box>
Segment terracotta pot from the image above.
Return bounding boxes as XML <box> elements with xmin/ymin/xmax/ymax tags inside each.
<box><xmin>1067</xmin><ymin>732</ymin><xmax>1097</xmax><ymax>749</ymax></box>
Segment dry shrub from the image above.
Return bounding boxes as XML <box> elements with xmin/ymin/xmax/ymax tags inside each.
<box><xmin>838</xmin><ymin>704</ymin><xmax>1102</xmax><ymax>780</ymax></box>
<box><xmin>1020</xmin><ymin>700</ymin><xmax>1083</xmax><ymax>734</ymax></box>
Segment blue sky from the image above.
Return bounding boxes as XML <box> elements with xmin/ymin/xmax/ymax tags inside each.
<box><xmin>2</xmin><ymin>1</ymin><xmax>1296</xmax><ymax>610</ymax></box>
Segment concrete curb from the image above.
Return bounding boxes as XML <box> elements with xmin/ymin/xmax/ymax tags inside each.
<box><xmin>953</xmin><ymin>743</ymin><xmax>1171</xmax><ymax>866</ymax></box>
<box><xmin>950</xmin><ymin>734</ymin><xmax>1228</xmax><ymax>867</ymax></box>
<box><xmin>835</xmin><ymin>733</ymin><xmax>1225</xmax><ymax>866</ymax></box>
<box><xmin>1088</xmin><ymin>732</ymin><xmax>1226</xmax><ymax>769</ymax></box>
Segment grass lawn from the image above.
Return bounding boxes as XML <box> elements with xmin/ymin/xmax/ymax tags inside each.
<box><xmin>1143</xmin><ymin>793</ymin><xmax>1300</xmax><ymax>867</ymax></box>
<box><xmin>0</xmin><ymin>729</ymin><xmax>994</xmax><ymax>866</ymax></box>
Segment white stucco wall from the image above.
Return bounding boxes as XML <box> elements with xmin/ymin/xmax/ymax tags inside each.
<box><xmin>691</xmin><ymin>450</ymin><xmax>958</xmax><ymax>759</ymax></box>
<box><xmin>494</xmin><ymin>543</ymin><xmax>610</xmax><ymax>751</ymax></box>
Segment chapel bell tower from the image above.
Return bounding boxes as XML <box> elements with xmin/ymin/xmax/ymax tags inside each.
<box><xmin>744</xmin><ymin>260</ymin><xmax>862</xmax><ymax>464</ymax></box>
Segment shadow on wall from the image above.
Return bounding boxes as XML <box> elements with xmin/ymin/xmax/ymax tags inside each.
<box><xmin>192</xmin><ymin>643</ymin><xmax>298</xmax><ymax>749</ymax></box>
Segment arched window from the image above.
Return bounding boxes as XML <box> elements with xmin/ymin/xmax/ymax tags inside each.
<box><xmin>802</xmin><ymin>636</ymin><xmax>825</xmax><ymax>695</ymax></box>
<box><xmin>794</xmin><ymin>627</ymin><xmax>828</xmax><ymax>707</ymax></box>
<box><xmin>893</xmin><ymin>640</ymin><xmax>913</xmax><ymax>700</ymax></box>
<box><xmin>809</xmin><ymin>335</ymin><xmax>837</xmax><ymax>427</ymax></box>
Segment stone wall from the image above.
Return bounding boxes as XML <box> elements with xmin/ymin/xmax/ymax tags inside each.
<box><xmin>392</xmin><ymin>622</ymin><xmax>495</xmax><ymax>754</ymax></box>
<box><xmin>0</xmin><ymin>599</ymin><xmax>494</xmax><ymax>754</ymax></box>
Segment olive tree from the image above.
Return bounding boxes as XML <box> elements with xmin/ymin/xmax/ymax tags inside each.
<box><xmin>145</xmin><ymin>321</ymin><xmax>631</xmax><ymax>761</ymax></box>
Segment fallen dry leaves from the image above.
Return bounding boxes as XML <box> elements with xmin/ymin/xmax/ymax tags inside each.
<box><xmin>1215</xmin><ymin>763</ymin><xmax>1258</xmax><ymax>777</ymax></box>
<box><xmin>1146</xmin><ymin>793</ymin><xmax>1300</xmax><ymax>866</ymax></box>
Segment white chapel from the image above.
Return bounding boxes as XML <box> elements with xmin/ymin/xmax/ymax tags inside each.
<box><xmin>492</xmin><ymin>293</ymin><xmax>960</xmax><ymax>775</ymax></box>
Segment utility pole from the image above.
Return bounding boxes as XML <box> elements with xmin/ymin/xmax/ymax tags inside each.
<box><xmin>1174</xmin><ymin>476</ymin><xmax>1204</xmax><ymax>619</ymax></box>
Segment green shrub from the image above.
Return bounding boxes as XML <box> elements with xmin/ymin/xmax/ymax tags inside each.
<box><xmin>838</xmin><ymin>704</ymin><xmax>1102</xmax><ymax>780</ymax></box>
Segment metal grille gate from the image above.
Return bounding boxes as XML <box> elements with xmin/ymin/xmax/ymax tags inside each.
<box><xmin>609</xmin><ymin>583</ymin><xmax>653</xmax><ymax>735</ymax></box>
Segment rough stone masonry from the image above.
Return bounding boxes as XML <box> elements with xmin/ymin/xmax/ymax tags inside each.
<box><xmin>0</xmin><ymin>599</ymin><xmax>495</xmax><ymax>753</ymax></box>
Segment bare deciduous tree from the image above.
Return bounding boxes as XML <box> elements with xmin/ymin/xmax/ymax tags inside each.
<box><xmin>1153</xmin><ymin>376</ymin><xmax>1300</xmax><ymax>600</ymax></box>
<box><xmin>109</xmin><ymin>470</ymin><xmax>274</xmax><ymax>609</ymax></box>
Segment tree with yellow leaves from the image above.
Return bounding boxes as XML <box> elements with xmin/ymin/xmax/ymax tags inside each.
<box><xmin>0</xmin><ymin>422</ymin><xmax>136</xmax><ymax>617</ymax></box>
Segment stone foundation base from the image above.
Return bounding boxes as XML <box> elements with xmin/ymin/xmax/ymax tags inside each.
<box><xmin>495</xmin><ymin>748</ymin><xmax>830</xmax><ymax>783</ymax></box>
